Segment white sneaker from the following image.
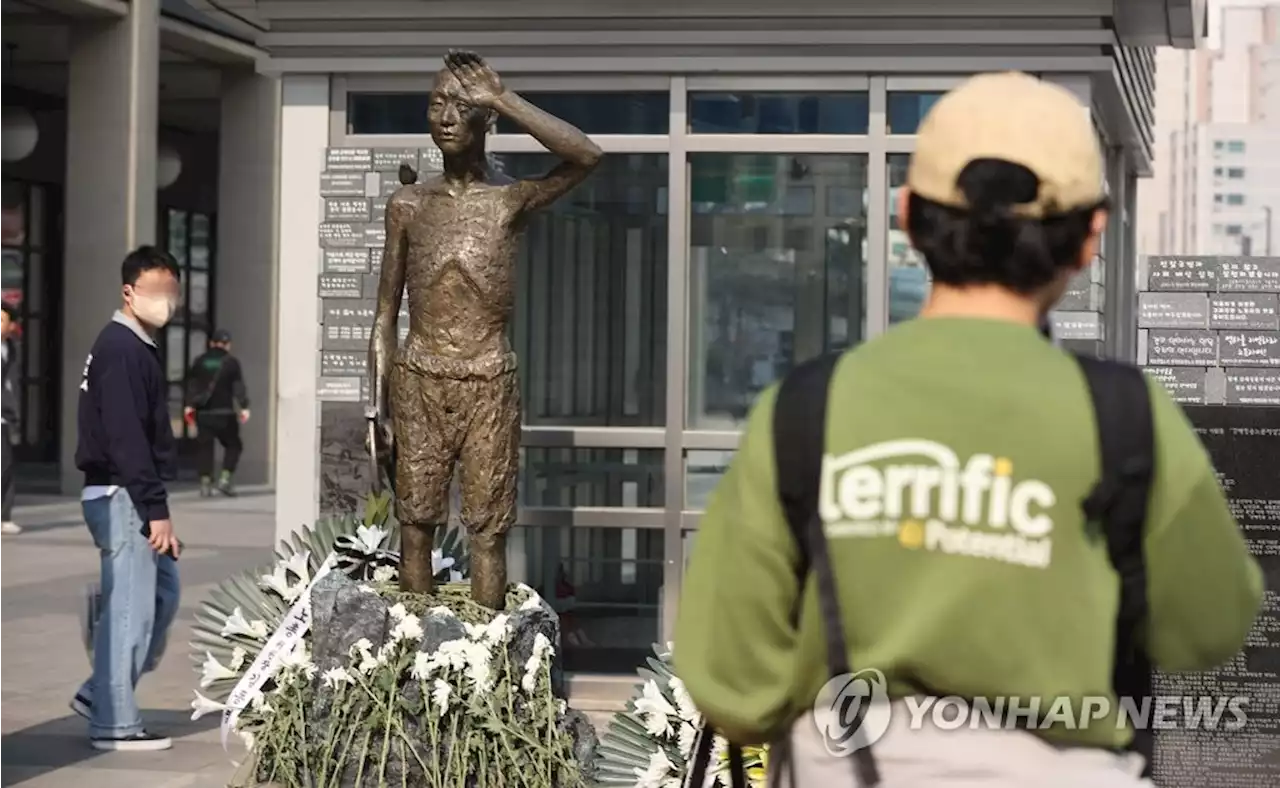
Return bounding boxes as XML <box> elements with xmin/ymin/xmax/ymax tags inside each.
<box><xmin>90</xmin><ymin>730</ymin><xmax>172</xmax><ymax>751</ymax></box>
<box><xmin>1</xmin><ymin>521</ymin><xmax>21</xmax><ymax>535</ymax></box>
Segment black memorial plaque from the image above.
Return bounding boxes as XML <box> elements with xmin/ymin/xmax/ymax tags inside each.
<box><xmin>363</xmin><ymin>223</ymin><xmax>386</xmax><ymax>248</ymax></box>
<box><xmin>370</xmin><ymin>247</ymin><xmax>384</xmax><ymax>273</ymax></box>
<box><xmin>1217</xmin><ymin>257</ymin><xmax>1280</xmax><ymax>293</ymax></box>
<box><xmin>1220</xmin><ymin>331</ymin><xmax>1280</xmax><ymax>367</ymax></box>
<box><xmin>317</xmin><ymin>376</ymin><xmax>362</xmax><ymax>403</ymax></box>
<box><xmin>371</xmin><ymin>201</ymin><xmax>386</xmax><ymax>223</ymax></box>
<box><xmin>319</xmin><ymin>401</ymin><xmax>374</xmax><ymax>517</ymax></box>
<box><xmin>322</xmin><ymin>323</ymin><xmax>373</xmax><ymax>351</ymax></box>
<box><xmin>379</xmin><ymin>175</ymin><xmax>403</xmax><ymax>198</ymax></box>
<box><xmin>372</xmin><ymin>148</ymin><xmax>419</xmax><ymax>172</ymax></box>
<box><xmin>319</xmin><ymin>172</ymin><xmax>367</xmax><ymax>198</ymax></box>
<box><xmin>317</xmin><ymin>274</ymin><xmax>363</xmax><ymax>299</ymax></box>
<box><xmin>325</xmin><ymin>198</ymin><xmax>372</xmax><ymax>222</ymax></box>
<box><xmin>1139</xmin><ymin>292</ymin><xmax>1210</xmax><ymax>329</ymax></box>
<box><xmin>1143</xmin><ymin>366</ymin><xmax>1208</xmax><ymax>404</ymax></box>
<box><xmin>318</xmin><ymin>223</ymin><xmax>365</xmax><ymax>249</ymax></box>
<box><xmin>1147</xmin><ymin>329</ymin><xmax>1219</xmax><ymax>366</ymax></box>
<box><xmin>323</xmin><ymin>300</ymin><xmax>377</xmax><ymax>327</ymax></box>
<box><xmin>1059</xmin><ymin>271</ymin><xmax>1098</xmax><ymax>311</ymax></box>
<box><xmin>1152</xmin><ymin>406</ymin><xmax>1280</xmax><ymax>788</ymax></box>
<box><xmin>362</xmin><ymin>274</ymin><xmax>380</xmax><ymax>299</ymax></box>
<box><xmin>1211</xmin><ymin>294</ymin><xmax>1280</xmax><ymax>331</ymax></box>
<box><xmin>1225</xmin><ymin>369</ymin><xmax>1280</xmax><ymax>406</ymax></box>
<box><xmin>418</xmin><ymin>147</ymin><xmax>444</xmax><ymax>173</ymax></box>
<box><xmin>1148</xmin><ymin>257</ymin><xmax>1218</xmax><ymax>292</ymax></box>
<box><xmin>320</xmin><ymin>351</ymin><xmax>368</xmax><ymax>377</ymax></box>
<box><xmin>1051</xmin><ymin>312</ymin><xmax>1102</xmax><ymax>340</ymax></box>
<box><xmin>323</xmin><ymin>249</ymin><xmax>370</xmax><ymax>274</ymax></box>
<box><xmin>326</xmin><ymin>148</ymin><xmax>373</xmax><ymax>172</ymax></box>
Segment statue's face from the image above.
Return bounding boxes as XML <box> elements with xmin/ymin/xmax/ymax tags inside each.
<box><xmin>428</xmin><ymin>70</ymin><xmax>489</xmax><ymax>155</ymax></box>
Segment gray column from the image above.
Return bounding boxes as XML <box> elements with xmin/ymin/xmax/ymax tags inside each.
<box><xmin>274</xmin><ymin>74</ymin><xmax>329</xmax><ymax>543</ymax></box>
<box><xmin>216</xmin><ymin>70</ymin><xmax>280</xmax><ymax>485</ymax></box>
<box><xmin>60</xmin><ymin>0</ymin><xmax>159</xmax><ymax>492</ymax></box>
<box><xmin>1104</xmin><ymin>148</ymin><xmax>1129</xmax><ymax>360</ymax></box>
<box><xmin>1118</xmin><ymin>171</ymin><xmax>1140</xmax><ymax>362</ymax></box>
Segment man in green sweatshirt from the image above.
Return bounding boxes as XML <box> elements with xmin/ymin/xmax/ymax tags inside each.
<box><xmin>674</xmin><ymin>72</ymin><xmax>1263</xmax><ymax>785</ymax></box>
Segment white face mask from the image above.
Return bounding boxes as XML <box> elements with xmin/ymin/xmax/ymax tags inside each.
<box><xmin>131</xmin><ymin>292</ymin><xmax>177</xmax><ymax>328</ymax></box>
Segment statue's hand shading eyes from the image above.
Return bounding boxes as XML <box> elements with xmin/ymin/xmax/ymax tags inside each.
<box><xmin>445</xmin><ymin>50</ymin><xmax>505</xmax><ymax>108</ymax></box>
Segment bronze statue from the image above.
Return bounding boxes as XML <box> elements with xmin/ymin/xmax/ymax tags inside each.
<box><xmin>369</xmin><ymin>51</ymin><xmax>602</xmax><ymax>608</ymax></box>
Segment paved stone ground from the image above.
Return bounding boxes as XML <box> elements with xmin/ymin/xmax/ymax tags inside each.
<box><xmin>2</xmin><ymin>493</ymin><xmax>275</xmax><ymax>788</ymax></box>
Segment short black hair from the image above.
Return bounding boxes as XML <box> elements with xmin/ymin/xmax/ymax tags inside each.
<box><xmin>121</xmin><ymin>245</ymin><xmax>181</xmax><ymax>287</ymax></box>
<box><xmin>905</xmin><ymin>159</ymin><xmax>1104</xmax><ymax>295</ymax></box>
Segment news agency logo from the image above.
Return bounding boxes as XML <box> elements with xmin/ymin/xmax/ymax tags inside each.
<box><xmin>813</xmin><ymin>669</ymin><xmax>893</xmax><ymax>756</ymax></box>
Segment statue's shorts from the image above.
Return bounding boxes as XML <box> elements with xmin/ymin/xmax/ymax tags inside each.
<box><xmin>389</xmin><ymin>348</ymin><xmax>520</xmax><ymax>543</ymax></box>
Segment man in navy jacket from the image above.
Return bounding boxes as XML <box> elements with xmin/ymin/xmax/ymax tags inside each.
<box><xmin>71</xmin><ymin>246</ymin><xmax>183</xmax><ymax>751</ymax></box>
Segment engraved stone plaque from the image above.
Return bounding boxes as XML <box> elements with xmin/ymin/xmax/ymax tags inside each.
<box><xmin>318</xmin><ymin>274</ymin><xmax>363</xmax><ymax>299</ymax></box>
<box><xmin>319</xmin><ymin>401</ymin><xmax>373</xmax><ymax>516</ymax></box>
<box><xmin>317</xmin><ymin>376</ymin><xmax>362</xmax><ymax>402</ymax></box>
<box><xmin>323</xmin><ymin>322</ymin><xmax>374</xmax><ymax>351</ymax></box>
<box><xmin>320</xmin><ymin>351</ymin><xmax>368</xmax><ymax>377</ymax></box>
<box><xmin>380</xmin><ymin>175</ymin><xmax>403</xmax><ymax>198</ymax></box>
<box><xmin>323</xmin><ymin>300</ymin><xmax>377</xmax><ymax>327</ymax></box>
<box><xmin>1224</xmin><ymin>368</ymin><xmax>1280</xmax><ymax>405</ymax></box>
<box><xmin>325</xmin><ymin>198</ymin><xmax>372</xmax><ymax>222</ymax></box>
<box><xmin>1216</xmin><ymin>256</ymin><xmax>1280</xmax><ymax>293</ymax></box>
<box><xmin>1146</xmin><ymin>256</ymin><xmax>1218</xmax><ymax>292</ymax></box>
<box><xmin>1142</xmin><ymin>366</ymin><xmax>1207</xmax><ymax>404</ymax></box>
<box><xmin>1138</xmin><ymin>292</ymin><xmax>1209</xmax><ymax>329</ymax></box>
<box><xmin>1219</xmin><ymin>330</ymin><xmax>1280</xmax><ymax>366</ymax></box>
<box><xmin>1210</xmin><ymin>293</ymin><xmax>1280</xmax><ymax>331</ymax></box>
<box><xmin>418</xmin><ymin>146</ymin><xmax>444</xmax><ymax>173</ymax></box>
<box><xmin>323</xmin><ymin>249</ymin><xmax>370</xmax><ymax>274</ymax></box>
<box><xmin>320</xmin><ymin>172</ymin><xmax>367</xmax><ymax>197</ymax></box>
<box><xmin>319</xmin><ymin>223</ymin><xmax>365</xmax><ymax>248</ymax></box>
<box><xmin>362</xmin><ymin>223</ymin><xmax>386</xmax><ymax>248</ymax></box>
<box><xmin>1146</xmin><ymin>329</ymin><xmax>1219</xmax><ymax>366</ymax></box>
<box><xmin>1050</xmin><ymin>311</ymin><xmax>1102</xmax><ymax>340</ymax></box>
<box><xmin>362</xmin><ymin>274</ymin><xmax>381</xmax><ymax>299</ymax></box>
<box><xmin>371</xmin><ymin>201</ymin><xmax>386</xmax><ymax>223</ymax></box>
<box><xmin>1058</xmin><ymin>270</ymin><xmax>1101</xmax><ymax>311</ymax></box>
<box><xmin>326</xmin><ymin>148</ymin><xmax>373</xmax><ymax>172</ymax></box>
<box><xmin>373</xmin><ymin>148</ymin><xmax>420</xmax><ymax>172</ymax></box>
<box><xmin>370</xmin><ymin>247</ymin><xmax>384</xmax><ymax>273</ymax></box>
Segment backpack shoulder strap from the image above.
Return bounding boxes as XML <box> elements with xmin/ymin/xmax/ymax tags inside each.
<box><xmin>1072</xmin><ymin>354</ymin><xmax>1157</xmax><ymax>774</ymax></box>
<box><xmin>772</xmin><ymin>351</ymin><xmax>841</xmax><ymax>575</ymax></box>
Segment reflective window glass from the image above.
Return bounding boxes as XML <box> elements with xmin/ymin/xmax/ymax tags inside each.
<box><xmin>688</xmin><ymin>154</ymin><xmax>868</xmax><ymax>429</ymax></box>
<box><xmin>521</xmin><ymin>448</ymin><xmax>664</xmax><ymax>507</ymax></box>
<box><xmin>497</xmin><ymin>153</ymin><xmax>668</xmax><ymax>427</ymax></box>
<box><xmin>689</xmin><ymin>92</ymin><xmax>869</xmax><ymax>134</ymax></box>
<box><xmin>888</xmin><ymin>154</ymin><xmax>929</xmax><ymax>324</ymax></box>
<box><xmin>887</xmin><ymin>92</ymin><xmax>944</xmax><ymax>134</ymax></box>
<box><xmin>507</xmin><ymin>525</ymin><xmax>663</xmax><ymax>673</ymax></box>
<box><xmin>686</xmin><ymin>450</ymin><xmax>735</xmax><ymax>511</ymax></box>
<box><xmin>348</xmin><ymin>92</ymin><xmax>669</xmax><ymax>135</ymax></box>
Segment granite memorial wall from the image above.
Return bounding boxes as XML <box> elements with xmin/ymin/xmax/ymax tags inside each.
<box><xmin>1134</xmin><ymin>256</ymin><xmax>1280</xmax><ymax>784</ymax></box>
<box><xmin>315</xmin><ymin>146</ymin><xmax>442</xmax><ymax>515</ymax></box>
<box><xmin>1052</xmin><ymin>254</ymin><xmax>1107</xmax><ymax>357</ymax></box>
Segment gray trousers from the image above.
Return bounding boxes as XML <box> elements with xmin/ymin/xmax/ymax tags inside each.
<box><xmin>770</xmin><ymin>699</ymin><xmax>1155</xmax><ymax>788</ymax></box>
<box><xmin>1</xmin><ymin>423</ymin><xmax>13</xmax><ymax>521</ymax></box>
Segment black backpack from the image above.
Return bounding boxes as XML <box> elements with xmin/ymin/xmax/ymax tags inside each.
<box><xmin>765</xmin><ymin>350</ymin><xmax>1157</xmax><ymax>784</ymax></box>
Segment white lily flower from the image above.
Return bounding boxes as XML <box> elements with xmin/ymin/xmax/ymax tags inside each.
<box><xmin>483</xmin><ymin>613</ymin><xmax>510</xmax><ymax>643</ymax></box>
<box><xmin>322</xmin><ymin>667</ymin><xmax>354</xmax><ymax>688</ymax></box>
<box><xmin>464</xmin><ymin>645</ymin><xmax>492</xmax><ymax>692</ymax></box>
<box><xmin>283</xmin><ymin>551</ymin><xmax>311</xmax><ymax>585</ymax></box>
<box><xmin>190</xmin><ymin>690</ymin><xmax>230</xmax><ymax>721</ymax></box>
<box><xmin>388</xmin><ymin>602</ymin><xmax>409</xmax><ymax>621</ymax></box>
<box><xmin>259</xmin><ymin>565</ymin><xmax>302</xmax><ymax>602</ymax></box>
<box><xmin>463</xmin><ymin>622</ymin><xmax>487</xmax><ymax>641</ymax></box>
<box><xmin>410</xmin><ymin>652</ymin><xmax>432</xmax><ymax>681</ymax></box>
<box><xmin>431</xmin><ymin>549</ymin><xmax>455</xmax><ymax>575</ymax></box>
<box><xmin>392</xmin><ymin>613</ymin><xmax>424</xmax><ymax>643</ymax></box>
<box><xmin>372</xmin><ymin>565</ymin><xmax>397</xmax><ymax>583</ymax></box>
<box><xmin>354</xmin><ymin>524</ymin><xmax>387</xmax><ymax>554</ymax></box>
<box><xmin>634</xmin><ymin>749</ymin><xmax>675</xmax><ymax>788</ymax></box>
<box><xmin>427</xmin><ymin>605</ymin><xmax>454</xmax><ymax>618</ymax></box>
<box><xmin>199</xmin><ymin>651</ymin><xmax>239</xmax><ymax>688</ymax></box>
<box><xmin>669</xmin><ymin>677</ymin><xmax>700</xmax><ymax>724</ymax></box>
<box><xmin>229</xmin><ymin>647</ymin><xmax>247</xmax><ymax>671</ymax></box>
<box><xmin>221</xmin><ymin>607</ymin><xmax>269</xmax><ymax>640</ymax></box>
<box><xmin>633</xmin><ymin>680</ymin><xmax>678</xmax><ymax>737</ymax></box>
<box><xmin>350</xmin><ymin>638</ymin><xmax>374</xmax><ymax>656</ymax></box>
<box><xmin>431</xmin><ymin>679</ymin><xmax>452</xmax><ymax>716</ymax></box>
<box><xmin>678</xmin><ymin>722</ymin><xmax>698</xmax><ymax>757</ymax></box>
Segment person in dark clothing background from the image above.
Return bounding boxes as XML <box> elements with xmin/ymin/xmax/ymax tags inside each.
<box><xmin>183</xmin><ymin>328</ymin><xmax>249</xmax><ymax>497</ymax></box>
<box><xmin>2</xmin><ymin>302</ymin><xmax>21</xmax><ymax>535</ymax></box>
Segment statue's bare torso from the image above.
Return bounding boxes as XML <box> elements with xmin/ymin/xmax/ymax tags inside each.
<box><xmin>394</xmin><ymin>172</ymin><xmax>522</xmax><ymax>365</ymax></box>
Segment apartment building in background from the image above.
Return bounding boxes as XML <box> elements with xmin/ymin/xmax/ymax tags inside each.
<box><xmin>1144</xmin><ymin>1</ymin><xmax>1280</xmax><ymax>256</ymax></box>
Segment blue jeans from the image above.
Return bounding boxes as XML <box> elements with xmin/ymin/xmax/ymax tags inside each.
<box><xmin>78</xmin><ymin>488</ymin><xmax>180</xmax><ymax>737</ymax></box>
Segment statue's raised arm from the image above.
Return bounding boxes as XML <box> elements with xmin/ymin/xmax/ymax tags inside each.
<box><xmin>371</xmin><ymin>51</ymin><xmax>603</xmax><ymax>609</ymax></box>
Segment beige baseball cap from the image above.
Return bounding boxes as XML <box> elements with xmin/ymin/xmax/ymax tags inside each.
<box><xmin>906</xmin><ymin>72</ymin><xmax>1105</xmax><ymax>219</ymax></box>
